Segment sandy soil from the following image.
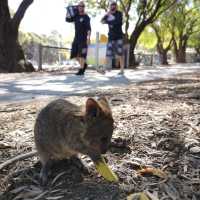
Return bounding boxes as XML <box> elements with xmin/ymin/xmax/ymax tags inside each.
<box><xmin>0</xmin><ymin>70</ymin><xmax>200</xmax><ymax>200</ymax></box>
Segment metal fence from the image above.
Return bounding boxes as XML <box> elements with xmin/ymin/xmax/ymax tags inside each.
<box><xmin>38</xmin><ymin>44</ymin><xmax>71</xmax><ymax>70</ymax></box>
<box><xmin>23</xmin><ymin>33</ymin><xmax>199</xmax><ymax>70</ymax></box>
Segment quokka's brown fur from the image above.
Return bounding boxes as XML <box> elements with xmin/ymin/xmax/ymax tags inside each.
<box><xmin>34</xmin><ymin>97</ymin><xmax>114</xmax><ymax>184</ymax></box>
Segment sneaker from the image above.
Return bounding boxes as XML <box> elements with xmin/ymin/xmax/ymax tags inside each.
<box><xmin>83</xmin><ymin>63</ymin><xmax>88</xmax><ymax>72</ymax></box>
<box><xmin>118</xmin><ymin>71</ymin><xmax>124</xmax><ymax>75</ymax></box>
<box><xmin>76</xmin><ymin>68</ymin><xmax>84</xmax><ymax>75</ymax></box>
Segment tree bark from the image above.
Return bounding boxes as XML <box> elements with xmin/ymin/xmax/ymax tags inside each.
<box><xmin>173</xmin><ymin>37</ymin><xmax>187</xmax><ymax>63</ymax></box>
<box><xmin>152</xmin><ymin>24</ymin><xmax>172</xmax><ymax>65</ymax></box>
<box><xmin>174</xmin><ymin>47</ymin><xmax>186</xmax><ymax>63</ymax></box>
<box><xmin>129</xmin><ymin>22</ymin><xmax>147</xmax><ymax>67</ymax></box>
<box><xmin>195</xmin><ymin>47</ymin><xmax>200</xmax><ymax>56</ymax></box>
<box><xmin>0</xmin><ymin>0</ymin><xmax>34</xmax><ymax>73</ymax></box>
<box><xmin>157</xmin><ymin>48</ymin><xmax>168</xmax><ymax>65</ymax></box>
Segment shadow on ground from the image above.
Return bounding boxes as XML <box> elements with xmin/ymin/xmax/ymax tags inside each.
<box><xmin>1</xmin><ymin>159</ymin><xmax>126</xmax><ymax>200</ymax></box>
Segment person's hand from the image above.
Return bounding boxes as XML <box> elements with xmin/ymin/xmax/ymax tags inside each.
<box><xmin>106</xmin><ymin>11</ymin><xmax>111</xmax><ymax>16</ymax></box>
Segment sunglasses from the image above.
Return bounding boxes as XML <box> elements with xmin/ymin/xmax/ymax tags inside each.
<box><xmin>78</xmin><ymin>5</ymin><xmax>85</xmax><ymax>7</ymax></box>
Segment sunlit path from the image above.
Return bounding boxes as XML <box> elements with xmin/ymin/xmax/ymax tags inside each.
<box><xmin>0</xmin><ymin>64</ymin><xmax>200</xmax><ymax>104</ymax></box>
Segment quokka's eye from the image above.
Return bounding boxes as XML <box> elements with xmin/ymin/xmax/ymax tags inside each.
<box><xmin>101</xmin><ymin>137</ymin><xmax>108</xmax><ymax>143</ymax></box>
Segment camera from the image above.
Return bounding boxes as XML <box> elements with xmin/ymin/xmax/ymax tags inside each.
<box><xmin>66</xmin><ymin>5</ymin><xmax>78</xmax><ymax>19</ymax></box>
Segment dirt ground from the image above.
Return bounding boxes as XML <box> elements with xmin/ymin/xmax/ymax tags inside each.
<box><xmin>0</xmin><ymin>72</ymin><xmax>200</xmax><ymax>200</ymax></box>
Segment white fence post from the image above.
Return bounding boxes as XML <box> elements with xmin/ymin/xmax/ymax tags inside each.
<box><xmin>95</xmin><ymin>32</ymin><xmax>100</xmax><ymax>68</ymax></box>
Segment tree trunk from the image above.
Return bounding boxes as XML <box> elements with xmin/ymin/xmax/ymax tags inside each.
<box><xmin>195</xmin><ymin>47</ymin><xmax>200</xmax><ymax>56</ymax></box>
<box><xmin>195</xmin><ymin>48</ymin><xmax>200</xmax><ymax>62</ymax></box>
<box><xmin>0</xmin><ymin>22</ymin><xmax>22</xmax><ymax>72</ymax></box>
<box><xmin>172</xmin><ymin>36</ymin><xmax>187</xmax><ymax>63</ymax></box>
<box><xmin>0</xmin><ymin>0</ymin><xmax>34</xmax><ymax>73</ymax></box>
<box><xmin>158</xmin><ymin>50</ymin><xmax>168</xmax><ymax>65</ymax></box>
<box><xmin>129</xmin><ymin>23</ymin><xmax>147</xmax><ymax>67</ymax></box>
<box><xmin>129</xmin><ymin>43</ymin><xmax>137</xmax><ymax>68</ymax></box>
<box><xmin>174</xmin><ymin>47</ymin><xmax>186</xmax><ymax>63</ymax></box>
<box><xmin>157</xmin><ymin>44</ymin><xmax>169</xmax><ymax>65</ymax></box>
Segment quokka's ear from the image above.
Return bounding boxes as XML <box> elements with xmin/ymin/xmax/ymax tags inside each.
<box><xmin>98</xmin><ymin>96</ymin><xmax>109</xmax><ymax>105</ymax></box>
<box><xmin>86</xmin><ymin>98</ymin><xmax>100</xmax><ymax>117</ymax></box>
<box><xmin>97</xmin><ymin>96</ymin><xmax>112</xmax><ymax>115</ymax></box>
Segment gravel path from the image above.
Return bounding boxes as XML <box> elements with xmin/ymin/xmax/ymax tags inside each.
<box><xmin>0</xmin><ymin>64</ymin><xmax>200</xmax><ymax>104</ymax></box>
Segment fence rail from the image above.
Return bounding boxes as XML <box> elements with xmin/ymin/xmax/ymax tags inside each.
<box><xmin>35</xmin><ymin>32</ymin><xmax>199</xmax><ymax>70</ymax></box>
<box><xmin>37</xmin><ymin>32</ymin><xmax>130</xmax><ymax>70</ymax></box>
<box><xmin>38</xmin><ymin>44</ymin><xmax>71</xmax><ymax>70</ymax></box>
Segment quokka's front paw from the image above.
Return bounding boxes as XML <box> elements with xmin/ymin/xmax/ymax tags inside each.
<box><xmin>69</xmin><ymin>156</ymin><xmax>90</xmax><ymax>175</ymax></box>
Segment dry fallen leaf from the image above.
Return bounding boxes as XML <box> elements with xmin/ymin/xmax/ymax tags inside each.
<box><xmin>31</xmin><ymin>191</ymin><xmax>48</xmax><ymax>200</ymax></box>
<box><xmin>189</xmin><ymin>146</ymin><xmax>200</xmax><ymax>154</ymax></box>
<box><xmin>0</xmin><ymin>141</ymin><xmax>12</xmax><ymax>149</ymax></box>
<box><xmin>10</xmin><ymin>186</ymin><xmax>27</xmax><ymax>194</ymax></box>
<box><xmin>46</xmin><ymin>196</ymin><xmax>65</xmax><ymax>200</ymax></box>
<box><xmin>127</xmin><ymin>192</ymin><xmax>150</xmax><ymax>200</ymax></box>
<box><xmin>138</xmin><ymin>167</ymin><xmax>168</xmax><ymax>179</ymax></box>
<box><xmin>51</xmin><ymin>171</ymin><xmax>67</xmax><ymax>186</ymax></box>
<box><xmin>145</xmin><ymin>190</ymin><xmax>159</xmax><ymax>200</ymax></box>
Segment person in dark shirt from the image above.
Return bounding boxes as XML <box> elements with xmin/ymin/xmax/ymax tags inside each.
<box><xmin>66</xmin><ymin>1</ymin><xmax>91</xmax><ymax>75</ymax></box>
<box><xmin>101</xmin><ymin>1</ymin><xmax>124</xmax><ymax>75</ymax></box>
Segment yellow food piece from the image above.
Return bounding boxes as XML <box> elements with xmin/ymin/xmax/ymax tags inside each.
<box><xmin>94</xmin><ymin>157</ymin><xmax>118</xmax><ymax>182</ymax></box>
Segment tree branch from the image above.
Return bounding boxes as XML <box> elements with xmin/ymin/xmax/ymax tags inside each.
<box><xmin>0</xmin><ymin>151</ymin><xmax>37</xmax><ymax>171</ymax></box>
<box><xmin>156</xmin><ymin>0</ymin><xmax>177</xmax><ymax>19</ymax></box>
<box><xmin>152</xmin><ymin>24</ymin><xmax>162</xmax><ymax>43</ymax></box>
<box><xmin>12</xmin><ymin>0</ymin><xmax>34</xmax><ymax>30</ymax></box>
<box><xmin>0</xmin><ymin>0</ymin><xmax>11</xmax><ymax>19</ymax></box>
<box><xmin>145</xmin><ymin>0</ymin><xmax>163</xmax><ymax>23</ymax></box>
<box><xmin>119</xmin><ymin>0</ymin><xmax>127</xmax><ymax>16</ymax></box>
<box><xmin>165</xmin><ymin>37</ymin><xmax>173</xmax><ymax>51</ymax></box>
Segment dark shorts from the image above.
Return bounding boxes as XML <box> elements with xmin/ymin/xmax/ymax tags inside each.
<box><xmin>106</xmin><ymin>39</ymin><xmax>123</xmax><ymax>58</ymax></box>
<box><xmin>70</xmin><ymin>41</ymin><xmax>88</xmax><ymax>59</ymax></box>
